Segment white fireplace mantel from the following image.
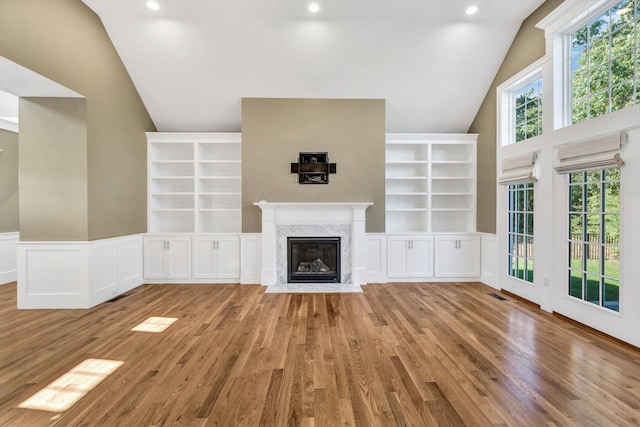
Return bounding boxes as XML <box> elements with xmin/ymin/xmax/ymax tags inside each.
<box><xmin>253</xmin><ymin>201</ymin><xmax>373</xmax><ymax>286</ymax></box>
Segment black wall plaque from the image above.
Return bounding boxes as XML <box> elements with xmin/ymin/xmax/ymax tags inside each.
<box><xmin>291</xmin><ymin>152</ymin><xmax>337</xmax><ymax>184</ymax></box>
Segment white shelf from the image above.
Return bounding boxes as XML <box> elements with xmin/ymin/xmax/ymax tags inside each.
<box><xmin>151</xmin><ymin>192</ymin><xmax>195</xmax><ymax>196</ymax></box>
<box><xmin>200</xmin><ymin>192</ymin><xmax>241</xmax><ymax>196</ymax></box>
<box><xmin>432</xmin><ymin>192</ymin><xmax>473</xmax><ymax>196</ymax></box>
<box><xmin>386</xmin><ymin>176</ymin><xmax>427</xmax><ymax>180</ymax></box>
<box><xmin>386</xmin><ymin>133</ymin><xmax>477</xmax><ymax>233</ymax></box>
<box><xmin>386</xmin><ymin>160</ymin><xmax>428</xmax><ymax>164</ymax></box>
<box><xmin>152</xmin><ymin>160</ymin><xmax>194</xmax><ymax>164</ymax></box>
<box><xmin>431</xmin><ymin>176</ymin><xmax>472</xmax><ymax>180</ymax></box>
<box><xmin>386</xmin><ymin>141</ymin><xmax>430</xmax><ymax>145</ymax></box>
<box><xmin>431</xmin><ymin>161</ymin><xmax>474</xmax><ymax>165</ymax></box>
<box><xmin>147</xmin><ymin>133</ymin><xmax>242</xmax><ymax>233</ymax></box>
<box><xmin>198</xmin><ymin>160</ymin><xmax>241</xmax><ymax>164</ymax></box>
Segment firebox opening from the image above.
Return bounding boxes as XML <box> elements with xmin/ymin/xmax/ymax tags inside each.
<box><xmin>287</xmin><ymin>237</ymin><xmax>340</xmax><ymax>283</ymax></box>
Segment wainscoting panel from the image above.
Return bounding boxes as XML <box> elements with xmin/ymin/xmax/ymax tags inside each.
<box><xmin>481</xmin><ymin>233</ymin><xmax>498</xmax><ymax>289</ymax></box>
<box><xmin>18</xmin><ymin>234</ymin><xmax>143</xmax><ymax>309</ymax></box>
<box><xmin>117</xmin><ymin>237</ymin><xmax>143</xmax><ymax>291</ymax></box>
<box><xmin>89</xmin><ymin>235</ymin><xmax>143</xmax><ymax>306</ymax></box>
<box><xmin>18</xmin><ymin>244</ymin><xmax>88</xmax><ymax>308</ymax></box>
<box><xmin>366</xmin><ymin>233</ymin><xmax>387</xmax><ymax>283</ymax></box>
<box><xmin>240</xmin><ymin>234</ymin><xmax>261</xmax><ymax>284</ymax></box>
<box><xmin>0</xmin><ymin>232</ymin><xmax>18</xmax><ymax>285</ymax></box>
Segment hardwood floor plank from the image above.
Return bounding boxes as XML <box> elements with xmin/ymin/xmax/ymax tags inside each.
<box><xmin>1</xmin><ymin>282</ymin><xmax>640</xmax><ymax>426</ymax></box>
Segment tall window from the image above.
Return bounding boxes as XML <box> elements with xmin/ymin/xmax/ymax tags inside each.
<box><xmin>568</xmin><ymin>169</ymin><xmax>620</xmax><ymax>311</ymax></box>
<box><xmin>515</xmin><ymin>78</ymin><xmax>543</xmax><ymax>142</ymax></box>
<box><xmin>571</xmin><ymin>0</ymin><xmax>639</xmax><ymax>124</ymax></box>
<box><xmin>508</xmin><ymin>182</ymin><xmax>534</xmax><ymax>282</ymax></box>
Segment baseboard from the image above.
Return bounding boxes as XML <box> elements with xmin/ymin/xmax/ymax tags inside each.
<box><xmin>0</xmin><ymin>232</ymin><xmax>19</xmax><ymax>285</ymax></box>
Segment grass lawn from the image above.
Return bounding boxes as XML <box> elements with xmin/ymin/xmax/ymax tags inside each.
<box><xmin>510</xmin><ymin>258</ymin><xmax>619</xmax><ymax>311</ymax></box>
<box><xmin>509</xmin><ymin>257</ymin><xmax>534</xmax><ymax>282</ymax></box>
<box><xmin>569</xmin><ymin>258</ymin><xmax>619</xmax><ymax>310</ymax></box>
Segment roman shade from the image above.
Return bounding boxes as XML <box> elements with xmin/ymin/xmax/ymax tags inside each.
<box><xmin>554</xmin><ymin>132</ymin><xmax>624</xmax><ymax>174</ymax></box>
<box><xmin>499</xmin><ymin>152</ymin><xmax>537</xmax><ymax>185</ymax></box>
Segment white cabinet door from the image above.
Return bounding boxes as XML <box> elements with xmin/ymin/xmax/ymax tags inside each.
<box><xmin>192</xmin><ymin>237</ymin><xmax>216</xmax><ymax>278</ymax></box>
<box><xmin>410</xmin><ymin>236</ymin><xmax>433</xmax><ymax>277</ymax></box>
<box><xmin>387</xmin><ymin>237</ymin><xmax>411</xmax><ymax>278</ymax></box>
<box><xmin>215</xmin><ymin>236</ymin><xmax>240</xmax><ymax>279</ymax></box>
<box><xmin>434</xmin><ymin>235</ymin><xmax>480</xmax><ymax>278</ymax></box>
<box><xmin>434</xmin><ymin>237</ymin><xmax>459</xmax><ymax>278</ymax></box>
<box><xmin>144</xmin><ymin>236</ymin><xmax>191</xmax><ymax>279</ymax></box>
<box><xmin>192</xmin><ymin>235</ymin><xmax>240</xmax><ymax>279</ymax></box>
<box><xmin>387</xmin><ymin>235</ymin><xmax>433</xmax><ymax>279</ymax></box>
<box><xmin>166</xmin><ymin>237</ymin><xmax>191</xmax><ymax>278</ymax></box>
<box><xmin>457</xmin><ymin>236</ymin><xmax>481</xmax><ymax>277</ymax></box>
<box><xmin>144</xmin><ymin>238</ymin><xmax>167</xmax><ymax>278</ymax></box>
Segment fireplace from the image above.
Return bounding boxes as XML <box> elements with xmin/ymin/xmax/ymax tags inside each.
<box><xmin>287</xmin><ymin>237</ymin><xmax>340</xmax><ymax>283</ymax></box>
<box><xmin>253</xmin><ymin>201</ymin><xmax>372</xmax><ymax>287</ymax></box>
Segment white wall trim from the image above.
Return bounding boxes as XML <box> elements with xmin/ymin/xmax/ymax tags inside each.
<box><xmin>0</xmin><ymin>232</ymin><xmax>19</xmax><ymax>285</ymax></box>
<box><xmin>0</xmin><ymin>118</ymin><xmax>18</xmax><ymax>133</ymax></box>
<box><xmin>480</xmin><ymin>233</ymin><xmax>498</xmax><ymax>289</ymax></box>
<box><xmin>17</xmin><ymin>234</ymin><xmax>143</xmax><ymax>309</ymax></box>
<box><xmin>366</xmin><ymin>233</ymin><xmax>387</xmax><ymax>283</ymax></box>
<box><xmin>536</xmin><ymin>0</ymin><xmax>612</xmax><ymax>36</ymax></box>
<box><xmin>240</xmin><ymin>233</ymin><xmax>261</xmax><ymax>284</ymax></box>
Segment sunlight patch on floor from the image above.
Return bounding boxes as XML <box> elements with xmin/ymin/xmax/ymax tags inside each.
<box><xmin>19</xmin><ymin>358</ymin><xmax>124</xmax><ymax>412</ymax></box>
<box><xmin>131</xmin><ymin>316</ymin><xmax>178</xmax><ymax>333</ymax></box>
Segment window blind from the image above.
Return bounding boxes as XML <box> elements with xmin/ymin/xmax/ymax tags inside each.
<box><xmin>499</xmin><ymin>152</ymin><xmax>537</xmax><ymax>185</ymax></box>
<box><xmin>554</xmin><ymin>132</ymin><xmax>624</xmax><ymax>174</ymax></box>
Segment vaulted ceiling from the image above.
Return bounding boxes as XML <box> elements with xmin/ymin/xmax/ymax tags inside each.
<box><xmin>82</xmin><ymin>0</ymin><xmax>546</xmax><ymax>133</ymax></box>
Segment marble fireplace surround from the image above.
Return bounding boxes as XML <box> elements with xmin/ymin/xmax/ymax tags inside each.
<box><xmin>253</xmin><ymin>201</ymin><xmax>372</xmax><ymax>289</ymax></box>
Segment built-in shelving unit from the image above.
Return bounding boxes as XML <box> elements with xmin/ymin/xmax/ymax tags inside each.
<box><xmin>147</xmin><ymin>132</ymin><xmax>242</xmax><ymax>234</ymax></box>
<box><xmin>386</xmin><ymin>134</ymin><xmax>477</xmax><ymax>233</ymax></box>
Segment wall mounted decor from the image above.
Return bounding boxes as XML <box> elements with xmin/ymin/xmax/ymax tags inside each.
<box><xmin>290</xmin><ymin>152</ymin><xmax>336</xmax><ymax>184</ymax></box>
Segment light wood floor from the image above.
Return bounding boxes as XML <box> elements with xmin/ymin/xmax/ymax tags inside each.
<box><xmin>1</xmin><ymin>282</ymin><xmax>639</xmax><ymax>426</ymax></box>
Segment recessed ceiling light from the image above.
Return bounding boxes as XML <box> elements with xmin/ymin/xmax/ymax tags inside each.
<box><xmin>308</xmin><ymin>3</ymin><xmax>320</xmax><ymax>13</ymax></box>
<box><xmin>146</xmin><ymin>1</ymin><xmax>160</xmax><ymax>11</ymax></box>
<box><xmin>465</xmin><ymin>5</ymin><xmax>478</xmax><ymax>15</ymax></box>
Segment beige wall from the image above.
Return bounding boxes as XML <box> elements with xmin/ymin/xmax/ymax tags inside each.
<box><xmin>468</xmin><ymin>0</ymin><xmax>564</xmax><ymax>234</ymax></box>
<box><xmin>0</xmin><ymin>128</ymin><xmax>18</xmax><ymax>233</ymax></box>
<box><xmin>242</xmin><ymin>98</ymin><xmax>386</xmax><ymax>233</ymax></box>
<box><xmin>19</xmin><ymin>98</ymin><xmax>89</xmax><ymax>241</ymax></box>
<box><xmin>0</xmin><ymin>0</ymin><xmax>155</xmax><ymax>241</ymax></box>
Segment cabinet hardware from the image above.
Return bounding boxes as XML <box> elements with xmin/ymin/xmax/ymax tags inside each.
<box><xmin>167</xmin><ymin>240</ymin><xmax>170</xmax><ymax>250</ymax></box>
